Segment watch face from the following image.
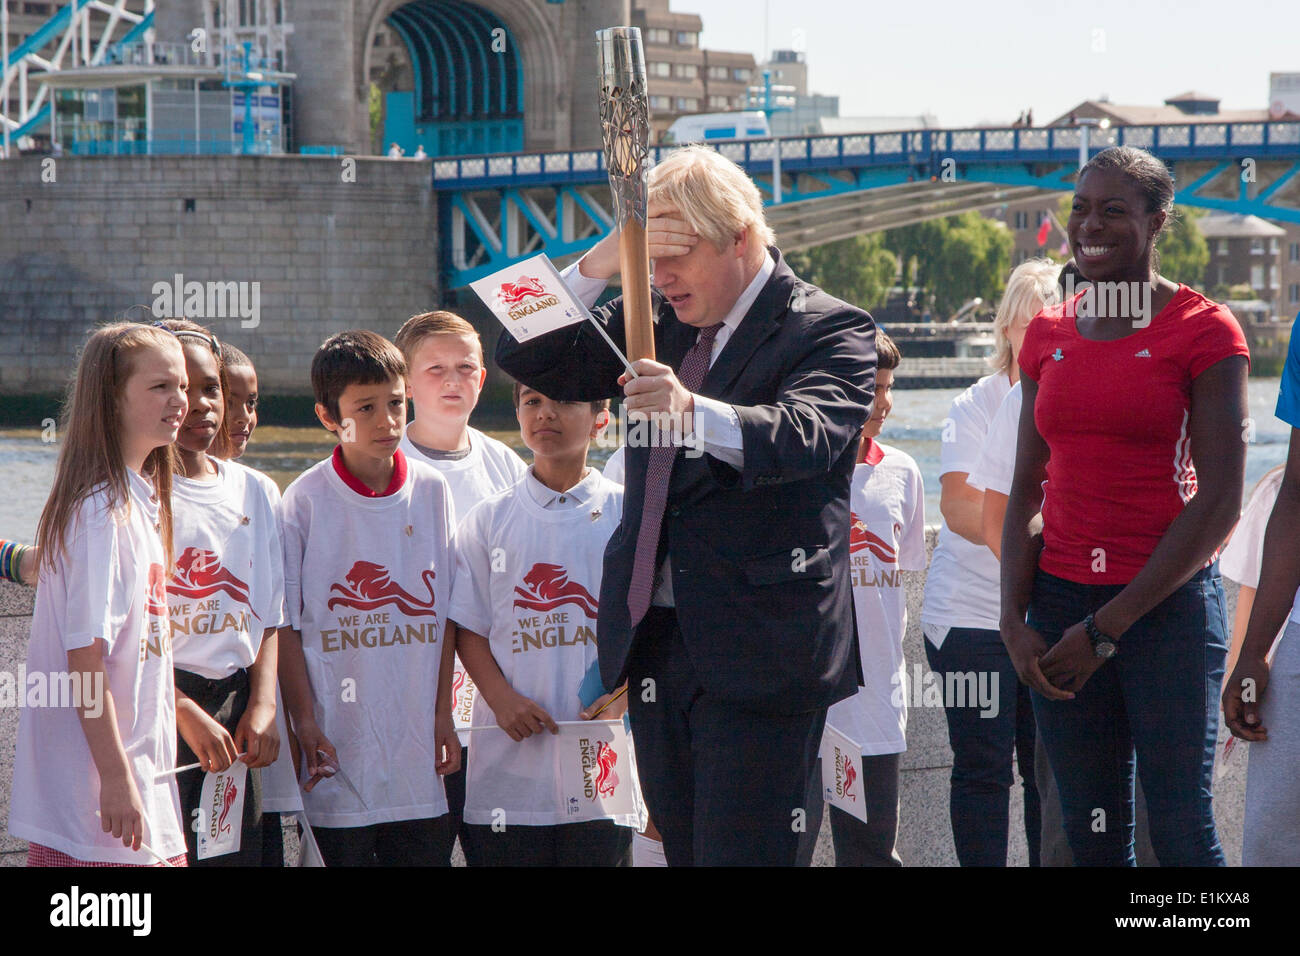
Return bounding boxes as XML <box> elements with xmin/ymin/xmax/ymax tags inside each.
<box><xmin>1096</xmin><ymin>641</ymin><xmax>1117</xmax><ymax>659</ymax></box>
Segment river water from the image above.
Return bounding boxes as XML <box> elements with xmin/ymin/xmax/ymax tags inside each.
<box><xmin>1</xmin><ymin>379</ymin><xmax>1291</xmax><ymax>541</ymax></box>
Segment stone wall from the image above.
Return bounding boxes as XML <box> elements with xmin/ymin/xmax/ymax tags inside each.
<box><xmin>0</xmin><ymin>154</ymin><xmax>439</xmax><ymax>397</ymax></box>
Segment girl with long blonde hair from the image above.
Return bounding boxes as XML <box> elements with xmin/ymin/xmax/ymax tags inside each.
<box><xmin>9</xmin><ymin>323</ymin><xmax>191</xmax><ymax>865</ymax></box>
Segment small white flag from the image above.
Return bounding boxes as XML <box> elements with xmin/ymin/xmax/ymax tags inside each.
<box><xmin>196</xmin><ymin>760</ymin><xmax>248</xmax><ymax>860</ymax></box>
<box><xmin>296</xmin><ymin>811</ymin><xmax>326</xmax><ymax>867</ymax></box>
<box><xmin>558</xmin><ymin>721</ymin><xmax>642</xmax><ymax>823</ymax></box>
<box><xmin>470</xmin><ymin>254</ymin><xmax>591</xmax><ymax>342</ymax></box>
<box><xmin>451</xmin><ymin>658</ymin><xmax>478</xmax><ymax>746</ymax></box>
<box><xmin>820</xmin><ymin>723</ymin><xmax>868</xmax><ymax>824</ymax></box>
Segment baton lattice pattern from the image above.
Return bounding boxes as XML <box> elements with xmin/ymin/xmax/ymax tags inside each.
<box><xmin>599</xmin><ymin>77</ymin><xmax>650</xmax><ymax>228</ymax></box>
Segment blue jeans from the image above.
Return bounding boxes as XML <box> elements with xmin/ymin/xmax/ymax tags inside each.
<box><xmin>925</xmin><ymin>627</ymin><xmax>1040</xmax><ymax>866</ymax></box>
<box><xmin>1026</xmin><ymin>565</ymin><xmax>1227</xmax><ymax>867</ymax></box>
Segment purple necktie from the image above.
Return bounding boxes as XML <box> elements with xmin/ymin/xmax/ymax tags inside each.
<box><xmin>627</xmin><ymin>323</ymin><xmax>723</xmax><ymax>626</ymax></box>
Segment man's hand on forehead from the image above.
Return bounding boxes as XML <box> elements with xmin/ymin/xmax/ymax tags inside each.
<box><xmin>646</xmin><ymin>200</ymin><xmax>699</xmax><ymax>260</ymax></box>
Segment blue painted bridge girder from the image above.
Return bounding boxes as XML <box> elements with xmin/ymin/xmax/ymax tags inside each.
<box><xmin>432</xmin><ymin>120</ymin><xmax>1300</xmax><ymax>288</ymax></box>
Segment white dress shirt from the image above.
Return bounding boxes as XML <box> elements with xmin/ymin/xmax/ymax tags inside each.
<box><xmin>521</xmin><ymin>466</ymin><xmax>601</xmax><ymax>511</ymax></box>
<box><xmin>561</xmin><ymin>250</ymin><xmax>777</xmax><ymax>607</ymax></box>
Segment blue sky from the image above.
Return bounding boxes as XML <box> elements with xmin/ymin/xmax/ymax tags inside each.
<box><xmin>687</xmin><ymin>0</ymin><xmax>1298</xmax><ymax>128</ymax></box>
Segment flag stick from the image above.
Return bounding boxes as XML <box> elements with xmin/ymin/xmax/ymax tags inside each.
<box><xmin>93</xmin><ymin>811</ymin><xmax>177</xmax><ymax>867</ymax></box>
<box><xmin>587</xmin><ymin>685</ymin><xmax>629</xmax><ymax>719</ymax></box>
<box><xmin>154</xmin><ymin>753</ymin><xmax>247</xmax><ymax>781</ymax></box>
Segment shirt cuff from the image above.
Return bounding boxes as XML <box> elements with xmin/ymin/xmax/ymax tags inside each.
<box><xmin>560</xmin><ymin>258</ymin><xmax>609</xmax><ymax>310</ymax></box>
<box><xmin>692</xmin><ymin>394</ymin><xmax>744</xmax><ymax>469</ymax></box>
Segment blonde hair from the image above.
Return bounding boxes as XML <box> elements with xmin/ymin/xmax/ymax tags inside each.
<box><xmin>648</xmin><ymin>145</ymin><xmax>775</xmax><ymax>250</ymax></box>
<box><xmin>990</xmin><ymin>258</ymin><xmax>1062</xmax><ymax>376</ymax></box>
<box><xmin>394</xmin><ymin>310</ymin><xmax>484</xmax><ymax>365</ymax></box>
<box><xmin>37</xmin><ymin>323</ymin><xmax>183</xmax><ymax>573</ymax></box>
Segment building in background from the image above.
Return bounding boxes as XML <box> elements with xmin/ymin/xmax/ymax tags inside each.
<box><xmin>759</xmin><ymin>49</ymin><xmax>839</xmax><ymax>136</ymax></box>
<box><xmin>630</xmin><ymin>0</ymin><xmax>754</xmax><ymax>143</ymax></box>
<box><xmin>1200</xmin><ymin>214</ymin><xmax>1285</xmax><ymax>312</ymax></box>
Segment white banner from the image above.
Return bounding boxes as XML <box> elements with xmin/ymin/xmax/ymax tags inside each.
<box><xmin>820</xmin><ymin>723</ymin><xmax>868</xmax><ymax>824</ymax></box>
<box><xmin>196</xmin><ymin>760</ymin><xmax>248</xmax><ymax>860</ymax></box>
<box><xmin>558</xmin><ymin>721</ymin><xmax>642</xmax><ymax>824</ymax></box>
<box><xmin>469</xmin><ymin>253</ymin><xmax>590</xmax><ymax>342</ymax></box>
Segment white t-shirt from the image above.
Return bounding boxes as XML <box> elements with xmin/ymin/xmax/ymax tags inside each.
<box><xmin>1220</xmin><ymin>468</ymin><xmax>1300</xmax><ymax>625</ymax></box>
<box><xmin>826</xmin><ymin>443</ymin><xmax>926</xmax><ymax>756</ymax></box>
<box><xmin>9</xmin><ymin>471</ymin><xmax>187</xmax><ymax>862</ymax></box>
<box><xmin>401</xmin><ymin>425</ymin><xmax>527</xmax><ymax>745</ymax></box>
<box><xmin>921</xmin><ymin>371</ymin><xmax>1012</xmax><ymax>641</ymax></box>
<box><xmin>281</xmin><ymin>452</ymin><xmax>456</xmax><ymax>827</ymax></box>
<box><xmin>399</xmin><ymin>425</ymin><xmax>528</xmax><ymax>516</ymax></box>
<box><xmin>967</xmin><ymin>382</ymin><xmax>1023</xmax><ymax>498</ymax></box>
<box><xmin>169</xmin><ymin>458</ymin><xmax>286</xmax><ymax>679</ymax></box>
<box><xmin>449</xmin><ymin>467</ymin><xmax>625</xmax><ymax>826</ymax></box>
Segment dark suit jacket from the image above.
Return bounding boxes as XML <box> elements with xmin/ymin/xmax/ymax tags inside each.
<box><xmin>496</xmin><ymin>248</ymin><xmax>876</xmax><ymax>713</ymax></box>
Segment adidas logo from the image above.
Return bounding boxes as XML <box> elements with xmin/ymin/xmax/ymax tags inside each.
<box><xmin>1135</xmin><ymin>348</ymin><xmax>1151</xmax><ymax>358</ymax></box>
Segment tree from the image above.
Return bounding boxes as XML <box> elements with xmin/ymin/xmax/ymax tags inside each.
<box><xmin>884</xmin><ymin>213</ymin><xmax>1012</xmax><ymax>318</ymax></box>
<box><xmin>884</xmin><ymin>219</ymin><xmax>946</xmax><ymax>292</ymax></box>
<box><xmin>785</xmin><ymin>233</ymin><xmax>898</xmax><ymax>313</ymax></box>
<box><xmin>1157</xmin><ymin>206</ymin><xmax>1209</xmax><ymax>288</ymax></box>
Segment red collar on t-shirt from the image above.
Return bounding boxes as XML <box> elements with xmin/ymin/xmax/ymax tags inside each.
<box><xmin>331</xmin><ymin>445</ymin><xmax>407</xmax><ymax>498</ymax></box>
<box><xmin>858</xmin><ymin>437</ymin><xmax>884</xmax><ymax>466</ymax></box>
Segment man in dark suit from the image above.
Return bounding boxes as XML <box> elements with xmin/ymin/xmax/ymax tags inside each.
<box><xmin>496</xmin><ymin>145</ymin><xmax>876</xmax><ymax>865</ymax></box>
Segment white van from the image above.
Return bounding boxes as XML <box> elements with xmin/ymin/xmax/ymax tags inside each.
<box><xmin>661</xmin><ymin>111</ymin><xmax>771</xmax><ymax>145</ymax></box>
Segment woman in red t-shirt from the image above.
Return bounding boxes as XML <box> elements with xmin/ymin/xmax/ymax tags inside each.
<box><xmin>1000</xmin><ymin>146</ymin><xmax>1249</xmax><ymax>866</ymax></box>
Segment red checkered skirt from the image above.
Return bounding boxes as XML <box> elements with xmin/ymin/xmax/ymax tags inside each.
<box><xmin>27</xmin><ymin>842</ymin><xmax>188</xmax><ymax>868</ymax></box>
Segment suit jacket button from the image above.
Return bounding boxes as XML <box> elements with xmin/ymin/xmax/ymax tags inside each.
<box><xmin>668</xmin><ymin>506</ymin><xmax>681</xmax><ymax>518</ymax></box>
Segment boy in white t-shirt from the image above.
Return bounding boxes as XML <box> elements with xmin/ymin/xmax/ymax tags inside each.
<box><xmin>807</xmin><ymin>332</ymin><xmax>926</xmax><ymax>866</ymax></box>
<box><xmin>393</xmin><ymin>310</ymin><xmax>527</xmax><ymax>863</ymax></box>
<box><xmin>279</xmin><ymin>330</ymin><xmax>461</xmax><ymax>866</ymax></box>
<box><xmin>450</xmin><ymin>382</ymin><xmax>632</xmax><ymax>866</ymax></box>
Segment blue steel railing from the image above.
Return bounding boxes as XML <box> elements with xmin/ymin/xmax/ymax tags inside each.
<box><xmin>431</xmin><ymin>121</ymin><xmax>1300</xmax><ymax>190</ymax></box>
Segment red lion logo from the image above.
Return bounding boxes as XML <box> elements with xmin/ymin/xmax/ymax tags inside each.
<box><xmin>513</xmin><ymin>563</ymin><xmax>600</xmax><ymax>618</ymax></box>
<box><xmin>498</xmin><ymin>276</ymin><xmax>548</xmax><ymax>306</ymax></box>
<box><xmin>327</xmin><ymin>561</ymin><xmax>440</xmax><ymax>618</ymax></box>
<box><xmin>849</xmin><ymin>513</ymin><xmax>897</xmax><ymax>563</ymax></box>
<box><xmin>145</xmin><ymin>563</ymin><xmax>168</xmax><ymax>617</ymax></box>
<box><xmin>169</xmin><ymin>547</ymin><xmax>259</xmax><ymax>620</ymax></box>
<box><xmin>842</xmin><ymin>755</ymin><xmax>859</xmax><ymax>802</ymax></box>
<box><xmin>592</xmin><ymin>741</ymin><xmax>619</xmax><ymax>799</ymax></box>
<box><xmin>218</xmin><ymin>777</ymin><xmax>239</xmax><ymax>834</ymax></box>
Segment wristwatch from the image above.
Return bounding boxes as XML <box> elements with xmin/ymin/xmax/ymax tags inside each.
<box><xmin>1083</xmin><ymin>613</ymin><xmax>1118</xmax><ymax>659</ymax></box>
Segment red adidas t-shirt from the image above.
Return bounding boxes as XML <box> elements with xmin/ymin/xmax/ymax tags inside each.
<box><xmin>1018</xmin><ymin>285</ymin><xmax>1249</xmax><ymax>584</ymax></box>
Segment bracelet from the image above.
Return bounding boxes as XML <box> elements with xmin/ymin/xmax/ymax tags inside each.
<box><xmin>0</xmin><ymin>540</ymin><xmax>31</xmax><ymax>585</ymax></box>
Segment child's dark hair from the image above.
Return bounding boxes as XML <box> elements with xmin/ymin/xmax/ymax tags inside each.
<box><xmin>219</xmin><ymin>341</ymin><xmax>253</xmax><ymax>371</ymax></box>
<box><xmin>512</xmin><ymin>380</ymin><xmax>609</xmax><ymax>414</ymax></box>
<box><xmin>157</xmin><ymin>319</ymin><xmax>233</xmax><ymax>456</ymax></box>
<box><xmin>875</xmin><ymin>331</ymin><xmax>901</xmax><ymax>372</ymax></box>
<box><xmin>311</xmin><ymin>330</ymin><xmax>408</xmax><ymax>424</ymax></box>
